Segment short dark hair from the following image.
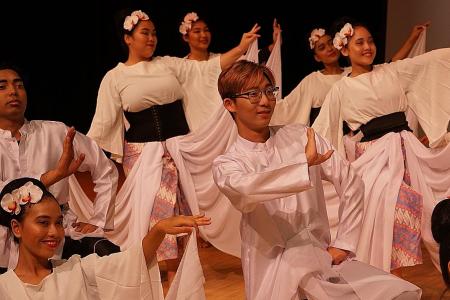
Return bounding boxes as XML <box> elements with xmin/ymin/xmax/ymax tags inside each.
<box><xmin>0</xmin><ymin>62</ymin><xmax>25</xmax><ymax>81</ymax></box>
<box><xmin>432</xmin><ymin>198</ymin><xmax>450</xmax><ymax>286</ymax></box>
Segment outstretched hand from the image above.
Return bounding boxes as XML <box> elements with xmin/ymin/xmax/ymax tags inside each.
<box><xmin>238</xmin><ymin>23</ymin><xmax>261</xmax><ymax>53</ymax></box>
<box><xmin>40</xmin><ymin>127</ymin><xmax>85</xmax><ymax>187</ymax></box>
<box><xmin>156</xmin><ymin>215</ymin><xmax>211</xmax><ymax>235</ymax></box>
<box><xmin>143</xmin><ymin>215</ymin><xmax>211</xmax><ymax>266</ymax></box>
<box><xmin>272</xmin><ymin>18</ymin><xmax>282</xmax><ymax>44</ymax></box>
<box><xmin>305</xmin><ymin>128</ymin><xmax>333</xmax><ymax>167</ymax></box>
<box><xmin>409</xmin><ymin>21</ymin><xmax>431</xmax><ymax>40</ymax></box>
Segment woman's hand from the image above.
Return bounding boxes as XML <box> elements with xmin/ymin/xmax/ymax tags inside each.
<box><xmin>142</xmin><ymin>215</ymin><xmax>211</xmax><ymax>266</ymax></box>
<box><xmin>155</xmin><ymin>215</ymin><xmax>212</xmax><ymax>235</ymax></box>
<box><xmin>237</xmin><ymin>23</ymin><xmax>261</xmax><ymax>53</ymax></box>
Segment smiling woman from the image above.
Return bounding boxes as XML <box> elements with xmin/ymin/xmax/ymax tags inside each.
<box><xmin>0</xmin><ymin>177</ymin><xmax>211</xmax><ymax>299</ymax></box>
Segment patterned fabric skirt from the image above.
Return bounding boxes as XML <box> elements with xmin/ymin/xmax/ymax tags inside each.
<box><xmin>124</xmin><ymin>141</ymin><xmax>192</xmax><ymax>261</ymax></box>
<box><xmin>355</xmin><ymin>137</ymin><xmax>423</xmax><ymax>270</ymax></box>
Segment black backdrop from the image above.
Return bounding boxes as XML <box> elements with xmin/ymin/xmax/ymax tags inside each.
<box><xmin>0</xmin><ymin>0</ymin><xmax>387</xmax><ymax>133</ymax></box>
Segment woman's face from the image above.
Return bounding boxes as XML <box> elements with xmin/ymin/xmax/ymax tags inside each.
<box><xmin>184</xmin><ymin>20</ymin><xmax>211</xmax><ymax>52</ymax></box>
<box><xmin>126</xmin><ymin>19</ymin><xmax>157</xmax><ymax>60</ymax></box>
<box><xmin>12</xmin><ymin>197</ymin><xmax>64</xmax><ymax>260</ymax></box>
<box><xmin>344</xmin><ymin>26</ymin><xmax>376</xmax><ymax>67</ymax></box>
<box><xmin>313</xmin><ymin>35</ymin><xmax>340</xmax><ymax>65</ymax></box>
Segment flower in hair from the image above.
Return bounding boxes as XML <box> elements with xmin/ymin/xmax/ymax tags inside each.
<box><xmin>1</xmin><ymin>193</ymin><xmax>20</xmax><ymax>215</ymax></box>
<box><xmin>1</xmin><ymin>181</ymin><xmax>43</xmax><ymax>215</ymax></box>
<box><xmin>333</xmin><ymin>23</ymin><xmax>354</xmax><ymax>50</ymax></box>
<box><xmin>308</xmin><ymin>28</ymin><xmax>326</xmax><ymax>49</ymax></box>
<box><xmin>179</xmin><ymin>12</ymin><xmax>199</xmax><ymax>35</ymax></box>
<box><xmin>123</xmin><ymin>10</ymin><xmax>150</xmax><ymax>32</ymax></box>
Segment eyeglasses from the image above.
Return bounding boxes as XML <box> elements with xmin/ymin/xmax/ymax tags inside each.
<box><xmin>230</xmin><ymin>86</ymin><xmax>279</xmax><ymax>104</ymax></box>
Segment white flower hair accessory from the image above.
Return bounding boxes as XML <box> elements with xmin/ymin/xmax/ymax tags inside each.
<box><xmin>179</xmin><ymin>12</ymin><xmax>199</xmax><ymax>35</ymax></box>
<box><xmin>1</xmin><ymin>181</ymin><xmax>43</xmax><ymax>215</ymax></box>
<box><xmin>123</xmin><ymin>10</ymin><xmax>150</xmax><ymax>32</ymax></box>
<box><xmin>333</xmin><ymin>23</ymin><xmax>354</xmax><ymax>50</ymax></box>
<box><xmin>308</xmin><ymin>28</ymin><xmax>326</xmax><ymax>49</ymax></box>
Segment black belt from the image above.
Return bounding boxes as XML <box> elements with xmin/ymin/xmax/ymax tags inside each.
<box><xmin>124</xmin><ymin>100</ymin><xmax>189</xmax><ymax>142</ymax></box>
<box><xmin>360</xmin><ymin>111</ymin><xmax>411</xmax><ymax>142</ymax></box>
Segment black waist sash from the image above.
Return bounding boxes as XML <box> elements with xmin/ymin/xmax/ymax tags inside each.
<box><xmin>360</xmin><ymin>111</ymin><xmax>411</xmax><ymax>142</ymax></box>
<box><xmin>124</xmin><ymin>100</ymin><xmax>189</xmax><ymax>142</ymax></box>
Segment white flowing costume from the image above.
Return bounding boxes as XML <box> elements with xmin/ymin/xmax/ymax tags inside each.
<box><xmin>270</xmin><ymin>68</ymin><xmax>350</xmax><ymax>240</ymax></box>
<box><xmin>0</xmin><ymin>232</ymin><xmax>205</xmax><ymax>300</ymax></box>
<box><xmin>99</xmin><ymin>38</ymin><xmax>283</xmax><ymax>258</ymax></box>
<box><xmin>0</xmin><ymin>120</ymin><xmax>118</xmax><ymax>269</ymax></box>
<box><xmin>313</xmin><ymin>48</ymin><xmax>450</xmax><ymax>271</ymax></box>
<box><xmin>87</xmin><ymin>55</ymin><xmax>222</xmax><ymax>162</ymax></box>
<box><xmin>212</xmin><ymin>124</ymin><xmax>420</xmax><ymax>300</ymax></box>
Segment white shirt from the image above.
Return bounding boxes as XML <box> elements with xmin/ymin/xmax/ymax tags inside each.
<box><xmin>313</xmin><ymin>49</ymin><xmax>450</xmax><ymax>154</ymax></box>
<box><xmin>271</xmin><ymin>68</ymin><xmax>350</xmax><ymax>126</ymax></box>
<box><xmin>0</xmin><ymin>120</ymin><xmax>117</xmax><ymax>228</ymax></box>
<box><xmin>87</xmin><ymin>56</ymin><xmax>222</xmax><ymax>162</ymax></box>
<box><xmin>0</xmin><ymin>243</ymin><xmax>163</xmax><ymax>300</ymax></box>
<box><xmin>212</xmin><ymin>124</ymin><xmax>364</xmax><ymax>299</ymax></box>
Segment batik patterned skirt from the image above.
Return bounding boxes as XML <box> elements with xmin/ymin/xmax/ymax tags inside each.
<box><xmin>355</xmin><ymin>138</ymin><xmax>423</xmax><ymax>270</ymax></box>
<box><xmin>124</xmin><ymin>141</ymin><xmax>192</xmax><ymax>261</ymax></box>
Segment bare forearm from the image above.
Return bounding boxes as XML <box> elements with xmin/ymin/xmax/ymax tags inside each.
<box><xmin>142</xmin><ymin>224</ymin><xmax>166</xmax><ymax>266</ymax></box>
<box><xmin>220</xmin><ymin>46</ymin><xmax>247</xmax><ymax>70</ymax></box>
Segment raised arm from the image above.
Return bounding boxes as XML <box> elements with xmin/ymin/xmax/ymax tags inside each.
<box><xmin>391</xmin><ymin>21</ymin><xmax>430</xmax><ymax>62</ymax></box>
<box><xmin>268</xmin><ymin>18</ymin><xmax>282</xmax><ymax>53</ymax></box>
<box><xmin>142</xmin><ymin>215</ymin><xmax>211</xmax><ymax>266</ymax></box>
<box><xmin>219</xmin><ymin>24</ymin><xmax>261</xmax><ymax>70</ymax></box>
<box><xmin>40</xmin><ymin>127</ymin><xmax>85</xmax><ymax>187</ymax></box>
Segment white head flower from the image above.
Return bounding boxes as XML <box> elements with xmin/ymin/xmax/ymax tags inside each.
<box><xmin>1</xmin><ymin>192</ymin><xmax>21</xmax><ymax>215</ymax></box>
<box><xmin>333</xmin><ymin>32</ymin><xmax>345</xmax><ymax>50</ymax></box>
<box><xmin>123</xmin><ymin>10</ymin><xmax>150</xmax><ymax>32</ymax></box>
<box><xmin>333</xmin><ymin>23</ymin><xmax>354</xmax><ymax>50</ymax></box>
<box><xmin>18</xmin><ymin>181</ymin><xmax>43</xmax><ymax>205</ymax></box>
<box><xmin>339</xmin><ymin>23</ymin><xmax>354</xmax><ymax>38</ymax></box>
<box><xmin>1</xmin><ymin>181</ymin><xmax>43</xmax><ymax>215</ymax></box>
<box><xmin>308</xmin><ymin>28</ymin><xmax>326</xmax><ymax>49</ymax></box>
<box><xmin>179</xmin><ymin>12</ymin><xmax>199</xmax><ymax>35</ymax></box>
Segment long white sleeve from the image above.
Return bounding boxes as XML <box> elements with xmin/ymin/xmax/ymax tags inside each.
<box><xmin>73</xmin><ymin>131</ymin><xmax>118</xmax><ymax>229</ymax></box>
<box><xmin>315</xmin><ymin>133</ymin><xmax>364</xmax><ymax>254</ymax></box>
<box><xmin>213</xmin><ymin>151</ymin><xmax>311</xmax><ymax>213</ymax></box>
<box><xmin>87</xmin><ymin>69</ymin><xmax>125</xmax><ymax>162</ymax></box>
<box><xmin>390</xmin><ymin>48</ymin><xmax>450</xmax><ymax>148</ymax></box>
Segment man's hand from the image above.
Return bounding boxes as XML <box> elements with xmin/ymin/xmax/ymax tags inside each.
<box><xmin>327</xmin><ymin>247</ymin><xmax>349</xmax><ymax>265</ymax></box>
<box><xmin>305</xmin><ymin>128</ymin><xmax>333</xmax><ymax>166</ymax></box>
<box><xmin>41</xmin><ymin>127</ymin><xmax>85</xmax><ymax>187</ymax></box>
<box><xmin>72</xmin><ymin>222</ymin><xmax>99</xmax><ymax>234</ymax></box>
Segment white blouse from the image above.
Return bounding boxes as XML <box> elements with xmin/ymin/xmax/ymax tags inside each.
<box><xmin>271</xmin><ymin>68</ymin><xmax>350</xmax><ymax>126</ymax></box>
<box><xmin>87</xmin><ymin>56</ymin><xmax>221</xmax><ymax>162</ymax></box>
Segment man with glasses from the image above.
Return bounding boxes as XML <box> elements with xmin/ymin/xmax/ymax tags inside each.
<box><xmin>212</xmin><ymin>60</ymin><xmax>421</xmax><ymax>299</ymax></box>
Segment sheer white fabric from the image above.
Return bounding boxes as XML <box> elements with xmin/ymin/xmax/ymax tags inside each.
<box><xmin>313</xmin><ymin>48</ymin><xmax>450</xmax><ymax>271</ymax></box>
<box><xmin>212</xmin><ymin>124</ymin><xmax>420</xmax><ymax>300</ymax></box>
<box><xmin>104</xmin><ymin>39</ymin><xmax>282</xmax><ymax>258</ymax></box>
<box><xmin>0</xmin><ymin>232</ymin><xmax>204</xmax><ymax>300</ymax></box>
<box><xmin>0</xmin><ymin>120</ymin><xmax>118</xmax><ymax>269</ymax></box>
